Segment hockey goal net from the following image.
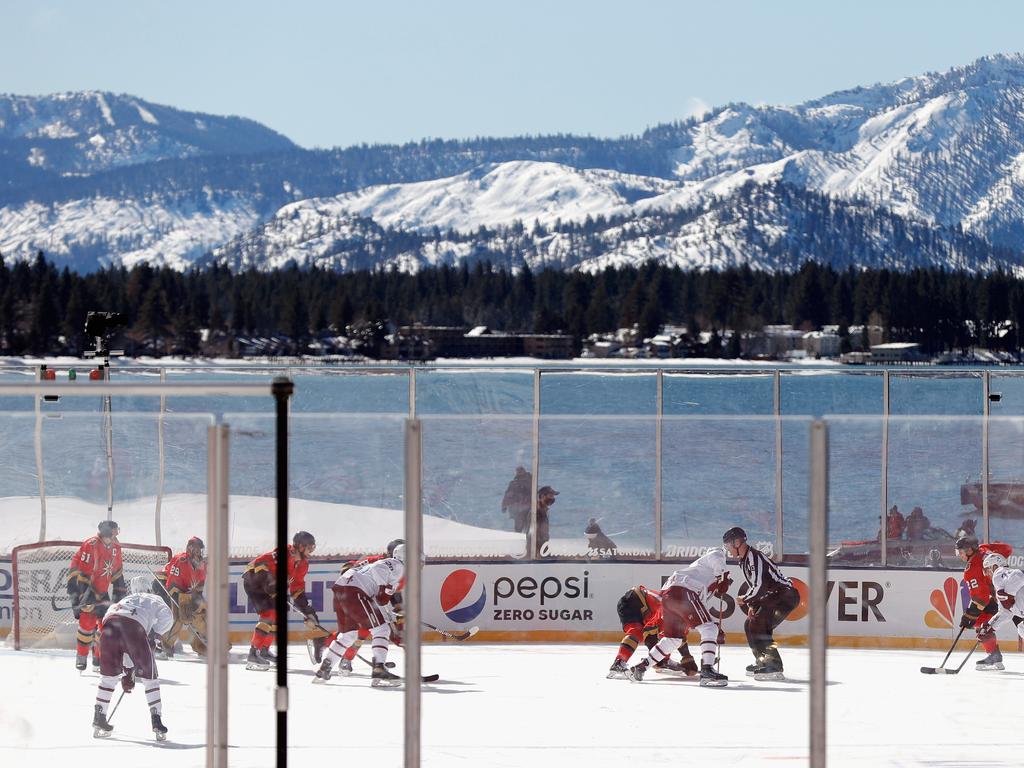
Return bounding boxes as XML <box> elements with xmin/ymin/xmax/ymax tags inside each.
<box><xmin>11</xmin><ymin>541</ymin><xmax>172</xmax><ymax>650</ymax></box>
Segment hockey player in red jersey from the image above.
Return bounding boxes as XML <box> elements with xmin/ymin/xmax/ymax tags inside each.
<box><xmin>67</xmin><ymin>520</ymin><xmax>127</xmax><ymax>671</ymax></box>
<box><xmin>153</xmin><ymin>536</ymin><xmax>207</xmax><ymax>657</ymax></box>
<box><xmin>307</xmin><ymin>538</ymin><xmax>405</xmax><ymax>675</ymax></box>
<box><xmin>606</xmin><ymin>585</ymin><xmax>698</xmax><ymax>679</ymax></box>
<box><xmin>241</xmin><ymin>531</ymin><xmax>318</xmax><ymax>670</ymax></box>
<box><xmin>956</xmin><ymin>535</ymin><xmax>1013</xmax><ymax>671</ymax></box>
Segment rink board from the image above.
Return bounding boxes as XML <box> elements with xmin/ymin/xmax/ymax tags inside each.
<box><xmin>1</xmin><ymin>557</ymin><xmax>1020</xmax><ymax>649</ymax></box>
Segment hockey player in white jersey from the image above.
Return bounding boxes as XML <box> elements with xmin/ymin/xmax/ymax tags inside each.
<box><xmin>626</xmin><ymin>547</ymin><xmax>730</xmax><ymax>687</ymax></box>
<box><xmin>983</xmin><ymin>552</ymin><xmax>1024</xmax><ymax>649</ymax></box>
<box><xmin>314</xmin><ymin>544</ymin><xmax>406</xmax><ymax>687</ymax></box>
<box><xmin>92</xmin><ymin>576</ymin><xmax>174</xmax><ymax>740</ymax></box>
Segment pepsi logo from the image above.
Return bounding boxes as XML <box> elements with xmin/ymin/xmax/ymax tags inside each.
<box><xmin>440</xmin><ymin>569</ymin><xmax>486</xmax><ymax>623</ymax></box>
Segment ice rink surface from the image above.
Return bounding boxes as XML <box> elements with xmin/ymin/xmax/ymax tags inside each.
<box><xmin>1</xmin><ymin>642</ymin><xmax>1021</xmax><ymax>767</ymax></box>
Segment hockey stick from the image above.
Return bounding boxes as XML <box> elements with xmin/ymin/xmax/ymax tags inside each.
<box><xmin>106</xmin><ymin>689</ymin><xmax>127</xmax><ymax>724</ymax></box>
<box><xmin>715</xmin><ymin>594</ymin><xmax>724</xmax><ymax>672</ymax></box>
<box><xmin>921</xmin><ymin>640</ymin><xmax>980</xmax><ymax>675</ymax></box>
<box><xmin>355</xmin><ymin>652</ymin><xmax>440</xmax><ymax>683</ymax></box>
<box><xmin>422</xmin><ymin>621</ymin><xmax>479</xmax><ymax>641</ymax></box>
<box><xmin>920</xmin><ymin>626</ymin><xmax>966</xmax><ymax>674</ymax></box>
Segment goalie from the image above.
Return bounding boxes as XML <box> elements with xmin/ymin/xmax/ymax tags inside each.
<box><xmin>153</xmin><ymin>536</ymin><xmax>207</xmax><ymax>657</ymax></box>
<box><xmin>67</xmin><ymin>520</ymin><xmax>127</xmax><ymax>671</ymax></box>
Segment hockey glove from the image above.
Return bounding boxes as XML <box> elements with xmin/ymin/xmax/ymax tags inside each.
<box><xmin>978</xmin><ymin>623</ymin><xmax>997</xmax><ymax>643</ymax></box>
<box><xmin>717</xmin><ymin>627</ymin><xmax>726</xmax><ymax>645</ymax></box>
<box><xmin>121</xmin><ymin>670</ymin><xmax>135</xmax><ymax>693</ymax></box>
<box><xmin>709</xmin><ymin>572</ymin><xmax>733</xmax><ymax>597</ymax></box>
<box><xmin>959</xmin><ymin>609</ymin><xmax>979</xmax><ymax>629</ymax></box>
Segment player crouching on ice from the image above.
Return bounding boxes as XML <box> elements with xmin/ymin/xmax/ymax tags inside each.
<box><xmin>153</xmin><ymin>536</ymin><xmax>207</xmax><ymax>658</ymax></box>
<box><xmin>955</xmin><ymin>535</ymin><xmax>1013</xmax><ymax>671</ymax></box>
<box><xmin>607</xmin><ymin>584</ymin><xmax>698</xmax><ymax>679</ymax></box>
<box><xmin>626</xmin><ymin>547</ymin><xmax>730</xmax><ymax>687</ymax></box>
<box><xmin>982</xmin><ymin>551</ymin><xmax>1024</xmax><ymax>655</ymax></box>
<box><xmin>92</xmin><ymin>576</ymin><xmax>173</xmax><ymax>741</ymax></box>
<box><xmin>314</xmin><ymin>543</ymin><xmax>406</xmax><ymax>687</ymax></box>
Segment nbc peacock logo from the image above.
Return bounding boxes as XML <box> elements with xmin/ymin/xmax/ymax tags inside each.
<box><xmin>924</xmin><ymin>577</ymin><xmax>959</xmax><ymax>628</ymax></box>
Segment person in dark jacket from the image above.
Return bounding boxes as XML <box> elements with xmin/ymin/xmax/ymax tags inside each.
<box><xmin>501</xmin><ymin>466</ymin><xmax>532</xmax><ymax>533</ymax></box>
<box><xmin>536</xmin><ymin>485</ymin><xmax>558</xmax><ymax>556</ymax></box>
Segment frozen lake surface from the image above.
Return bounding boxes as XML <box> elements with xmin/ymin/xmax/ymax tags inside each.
<box><xmin>1</xmin><ymin>641</ymin><xmax>1021</xmax><ymax>767</ymax></box>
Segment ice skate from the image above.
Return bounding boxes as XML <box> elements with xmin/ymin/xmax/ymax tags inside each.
<box><xmin>312</xmin><ymin>659</ymin><xmax>333</xmax><ymax>683</ymax></box>
<box><xmin>259</xmin><ymin>646</ymin><xmax>277</xmax><ymax>662</ymax></box>
<box><xmin>245</xmin><ymin>646</ymin><xmax>270</xmax><ymax>671</ymax></box>
<box><xmin>976</xmin><ymin>648</ymin><xmax>1004</xmax><ymax>671</ymax></box>
<box><xmin>745</xmin><ymin>663</ymin><xmax>758</xmax><ymax>677</ymax></box>
<box><xmin>371</xmin><ymin>662</ymin><xmax>401</xmax><ymax>687</ymax></box>
<box><xmin>653</xmin><ymin>658</ymin><xmax>686</xmax><ymax>676</ymax></box>
<box><xmin>607</xmin><ymin>659</ymin><xmax>628</xmax><ymax>678</ymax></box>
<box><xmin>338</xmin><ymin>658</ymin><xmax>353</xmax><ymax>676</ymax></box>
<box><xmin>699</xmin><ymin>664</ymin><xmax>728</xmax><ymax>687</ymax></box>
<box><xmin>91</xmin><ymin>654</ymin><xmax>101</xmax><ymax>670</ymax></box>
<box><xmin>76</xmin><ymin>655</ymin><xmax>88</xmax><ymax>672</ymax></box>
<box><xmin>752</xmin><ymin>661</ymin><xmax>785</xmax><ymax>681</ymax></box>
<box><xmin>92</xmin><ymin>704</ymin><xmax>113</xmax><ymax>738</ymax></box>
<box><xmin>625</xmin><ymin>659</ymin><xmax>649</xmax><ymax>683</ymax></box>
<box><xmin>151</xmin><ymin>711</ymin><xmax>168</xmax><ymax>742</ymax></box>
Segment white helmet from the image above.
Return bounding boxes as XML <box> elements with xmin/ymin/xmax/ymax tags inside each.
<box><xmin>982</xmin><ymin>552</ymin><xmax>1008</xmax><ymax>570</ymax></box>
<box><xmin>130</xmin><ymin>575</ymin><xmax>151</xmax><ymax>595</ymax></box>
<box><xmin>391</xmin><ymin>543</ymin><xmax>405</xmax><ymax>563</ymax></box>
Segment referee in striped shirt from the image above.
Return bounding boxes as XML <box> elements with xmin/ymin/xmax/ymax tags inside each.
<box><xmin>723</xmin><ymin>526</ymin><xmax>800</xmax><ymax>678</ymax></box>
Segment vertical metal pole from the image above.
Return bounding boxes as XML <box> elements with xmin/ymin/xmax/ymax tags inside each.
<box><xmin>103</xmin><ymin>365</ymin><xmax>115</xmax><ymax>517</ymax></box>
<box><xmin>655</xmin><ymin>369</ymin><xmax>663</xmax><ymax>561</ymax></box>
<box><xmin>34</xmin><ymin>366</ymin><xmax>47</xmax><ymax>542</ymax></box>
<box><xmin>272</xmin><ymin>377</ymin><xmax>294</xmax><ymax>768</ymax></box>
<box><xmin>880</xmin><ymin>370</ymin><xmax>889</xmax><ymax>567</ymax></box>
<box><xmin>206</xmin><ymin>423</ymin><xmax>230</xmax><ymax>768</ymax></box>
<box><xmin>774</xmin><ymin>369</ymin><xmax>784</xmax><ymax>562</ymax></box>
<box><xmin>983</xmin><ymin>371</ymin><xmax>990</xmax><ymax>542</ymax></box>
<box><xmin>409</xmin><ymin>367</ymin><xmax>417</xmax><ymax>418</ymax></box>
<box><xmin>155</xmin><ymin>368</ymin><xmax>166</xmax><ymax>546</ymax></box>
<box><xmin>530</xmin><ymin>369</ymin><xmax>541</xmax><ymax>559</ymax></box>
<box><xmin>404</xmin><ymin>418</ymin><xmax>423</xmax><ymax>768</ymax></box>
<box><xmin>809</xmin><ymin>420</ymin><xmax>829</xmax><ymax>768</ymax></box>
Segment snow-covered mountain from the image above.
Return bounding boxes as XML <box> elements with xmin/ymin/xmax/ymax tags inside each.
<box><xmin>4</xmin><ymin>54</ymin><xmax>1024</xmax><ymax>273</ymax></box>
<box><xmin>0</xmin><ymin>91</ymin><xmax>295</xmax><ymax>174</ymax></box>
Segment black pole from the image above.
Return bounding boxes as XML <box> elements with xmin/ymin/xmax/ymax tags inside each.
<box><xmin>272</xmin><ymin>377</ymin><xmax>294</xmax><ymax>768</ymax></box>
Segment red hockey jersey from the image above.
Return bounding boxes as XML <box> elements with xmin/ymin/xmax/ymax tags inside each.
<box><xmin>69</xmin><ymin>535</ymin><xmax>123</xmax><ymax>596</ymax></box>
<box><xmin>162</xmin><ymin>551</ymin><xmax>207</xmax><ymax>596</ymax></box>
<box><xmin>963</xmin><ymin>542</ymin><xmax>1013</xmax><ymax>617</ymax></box>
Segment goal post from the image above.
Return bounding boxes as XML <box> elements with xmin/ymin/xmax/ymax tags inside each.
<box><xmin>11</xmin><ymin>540</ymin><xmax>172</xmax><ymax>650</ymax></box>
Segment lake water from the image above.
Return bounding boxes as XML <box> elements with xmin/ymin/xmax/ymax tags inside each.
<box><xmin>2</xmin><ymin>363</ymin><xmax>1024</xmax><ymax>561</ymax></box>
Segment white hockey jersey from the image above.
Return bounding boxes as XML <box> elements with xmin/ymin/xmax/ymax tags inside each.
<box><xmin>336</xmin><ymin>556</ymin><xmax>405</xmax><ymax>600</ymax></box>
<box><xmin>992</xmin><ymin>566</ymin><xmax>1024</xmax><ymax>619</ymax></box>
<box><xmin>105</xmin><ymin>593</ymin><xmax>174</xmax><ymax>637</ymax></box>
<box><xmin>664</xmin><ymin>548</ymin><xmax>727</xmax><ymax>594</ymax></box>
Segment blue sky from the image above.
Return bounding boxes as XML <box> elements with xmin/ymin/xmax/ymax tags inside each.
<box><xmin>2</xmin><ymin>1</ymin><xmax>1022</xmax><ymax>149</ymax></box>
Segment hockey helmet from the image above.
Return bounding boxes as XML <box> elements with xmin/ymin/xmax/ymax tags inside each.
<box><xmin>982</xmin><ymin>552</ymin><xmax>1008</xmax><ymax>571</ymax></box>
<box><xmin>293</xmin><ymin>531</ymin><xmax>316</xmax><ymax>550</ymax></box>
<box><xmin>722</xmin><ymin>526</ymin><xmax>747</xmax><ymax>544</ymax></box>
<box><xmin>386</xmin><ymin>538</ymin><xmax>405</xmax><ymax>557</ymax></box>
<box><xmin>98</xmin><ymin>520</ymin><xmax>120</xmax><ymax>539</ymax></box>
<box><xmin>129</xmin><ymin>575</ymin><xmax>150</xmax><ymax>595</ymax></box>
<box><xmin>391</xmin><ymin>543</ymin><xmax>406</xmax><ymax>563</ymax></box>
<box><xmin>955</xmin><ymin>534</ymin><xmax>979</xmax><ymax>552</ymax></box>
<box><xmin>186</xmin><ymin>536</ymin><xmax>206</xmax><ymax>561</ymax></box>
